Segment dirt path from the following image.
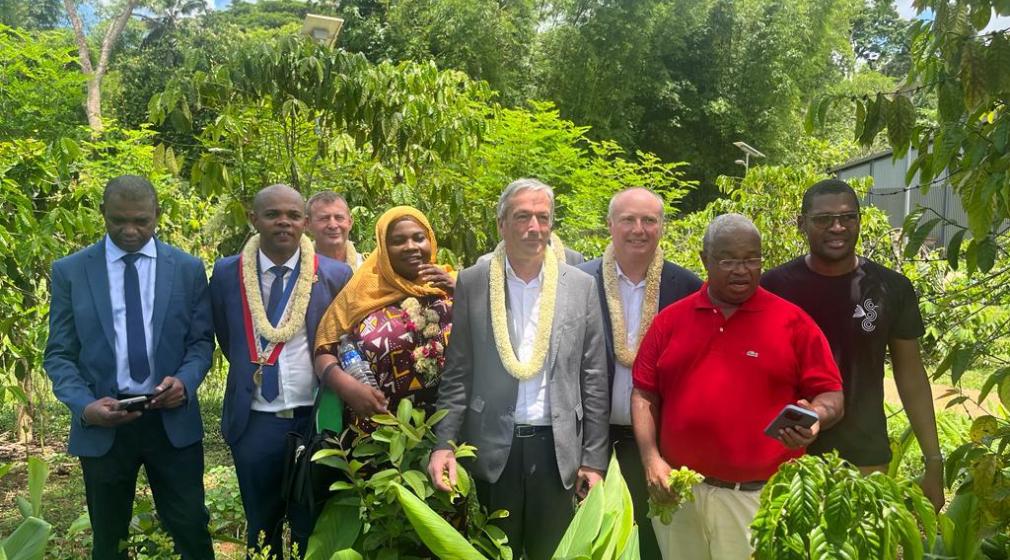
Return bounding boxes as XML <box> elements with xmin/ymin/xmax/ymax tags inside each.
<box><xmin>883</xmin><ymin>377</ymin><xmax>998</xmax><ymax>417</ymax></box>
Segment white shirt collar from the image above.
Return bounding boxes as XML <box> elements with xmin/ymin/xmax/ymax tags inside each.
<box><xmin>258</xmin><ymin>248</ymin><xmax>300</xmax><ymax>273</ymax></box>
<box><xmin>614</xmin><ymin>260</ymin><xmax>646</xmax><ymax>289</ymax></box>
<box><xmin>105</xmin><ymin>235</ymin><xmax>157</xmax><ymax>262</ymax></box>
<box><xmin>504</xmin><ymin>255</ymin><xmax>544</xmax><ymax>287</ymax></box>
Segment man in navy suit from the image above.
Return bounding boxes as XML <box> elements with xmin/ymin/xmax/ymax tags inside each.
<box><xmin>44</xmin><ymin>175</ymin><xmax>215</xmax><ymax>560</ymax></box>
<box><xmin>210</xmin><ymin>184</ymin><xmax>351</xmax><ymax>557</ymax></box>
<box><xmin>578</xmin><ymin>187</ymin><xmax>701</xmax><ymax>558</ymax></box>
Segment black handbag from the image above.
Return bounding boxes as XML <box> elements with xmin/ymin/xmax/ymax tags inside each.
<box><xmin>282</xmin><ymin>398</ymin><xmax>342</xmax><ymax>517</ymax></box>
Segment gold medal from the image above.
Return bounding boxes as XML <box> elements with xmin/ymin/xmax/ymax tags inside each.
<box><xmin>253</xmin><ymin>365</ymin><xmax>263</xmax><ymax>386</ymax></box>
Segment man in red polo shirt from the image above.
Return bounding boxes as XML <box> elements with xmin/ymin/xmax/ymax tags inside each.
<box><xmin>631</xmin><ymin>213</ymin><xmax>843</xmax><ymax>559</ymax></box>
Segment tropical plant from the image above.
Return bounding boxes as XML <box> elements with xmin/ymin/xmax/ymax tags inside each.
<box><xmin>750</xmin><ymin>452</ymin><xmax>937</xmax><ymax>559</ymax></box>
<box><xmin>1</xmin><ymin>456</ymin><xmax>52</xmax><ymax>560</ymax></box>
<box><xmin>386</xmin><ymin>451</ymin><xmax>643</xmax><ymax>560</ymax></box>
<box><xmin>306</xmin><ymin>399</ymin><xmax>509</xmax><ymax>560</ymax></box>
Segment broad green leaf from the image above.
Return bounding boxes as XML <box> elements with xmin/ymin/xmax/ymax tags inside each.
<box><xmin>945</xmin><ymin>228</ymin><xmax>966</xmax><ymax>270</ymax></box>
<box><xmin>330</xmin><ymin>549</ymin><xmax>363</xmax><ymax>560</ymax></box>
<box><xmin>554</xmin><ymin>479</ymin><xmax>605</xmax><ymax>558</ymax></box>
<box><xmin>887</xmin><ymin>95</ymin><xmax>915</xmax><ymax>157</ymax></box>
<box><xmin>904</xmin><ymin>217</ymin><xmax>942</xmax><ymax>259</ymax></box>
<box><xmin>389</xmin><ymin>483</ymin><xmax>484</xmax><ymax>559</ymax></box>
<box><xmin>26</xmin><ymin>456</ymin><xmax>47</xmax><ymax>519</ymax></box>
<box><xmin>0</xmin><ymin>517</ymin><xmax>51</xmax><ymax>560</ymax></box>
<box><xmin>938</xmin><ymin>79</ymin><xmax>964</xmax><ymax>122</ymax></box>
<box><xmin>305</xmin><ymin>502</ymin><xmax>361</xmax><ymax>560</ymax></box>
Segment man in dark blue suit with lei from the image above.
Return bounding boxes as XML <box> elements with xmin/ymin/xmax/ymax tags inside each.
<box><xmin>44</xmin><ymin>175</ymin><xmax>215</xmax><ymax>559</ymax></box>
<box><xmin>210</xmin><ymin>184</ymin><xmax>351</xmax><ymax>557</ymax></box>
<box><xmin>578</xmin><ymin>187</ymin><xmax>702</xmax><ymax>559</ymax></box>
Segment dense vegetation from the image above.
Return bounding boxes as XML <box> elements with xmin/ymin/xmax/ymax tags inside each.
<box><xmin>2</xmin><ymin>0</ymin><xmax>1009</xmax><ymax>558</ymax></box>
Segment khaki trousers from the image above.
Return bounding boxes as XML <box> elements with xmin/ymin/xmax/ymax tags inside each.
<box><xmin>652</xmin><ymin>482</ymin><xmax>761</xmax><ymax>560</ymax></box>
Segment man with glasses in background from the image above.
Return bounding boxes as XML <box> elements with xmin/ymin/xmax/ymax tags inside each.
<box><xmin>632</xmin><ymin>213</ymin><xmax>843</xmax><ymax>559</ymax></box>
<box><xmin>762</xmin><ymin>178</ymin><xmax>945</xmax><ymax>512</ymax></box>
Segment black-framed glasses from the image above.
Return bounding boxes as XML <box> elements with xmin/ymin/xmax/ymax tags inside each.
<box><xmin>716</xmin><ymin>258</ymin><xmax>762</xmax><ymax>271</ymax></box>
<box><xmin>806</xmin><ymin>212</ymin><xmax>859</xmax><ymax>229</ymax></box>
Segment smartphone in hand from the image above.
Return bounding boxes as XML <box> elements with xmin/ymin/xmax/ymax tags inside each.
<box><xmin>117</xmin><ymin>395</ymin><xmax>150</xmax><ymax>412</ymax></box>
<box><xmin>764</xmin><ymin>404</ymin><xmax>818</xmax><ymax>438</ymax></box>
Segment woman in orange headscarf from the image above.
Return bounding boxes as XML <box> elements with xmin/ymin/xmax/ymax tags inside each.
<box><xmin>314</xmin><ymin>206</ymin><xmax>454</xmax><ymax>433</ymax></box>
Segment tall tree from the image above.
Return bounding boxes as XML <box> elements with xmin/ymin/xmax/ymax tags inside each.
<box><xmin>850</xmin><ymin>0</ymin><xmax>912</xmax><ymax>76</ymax></box>
<box><xmin>63</xmin><ymin>0</ymin><xmax>140</xmax><ymax>132</ymax></box>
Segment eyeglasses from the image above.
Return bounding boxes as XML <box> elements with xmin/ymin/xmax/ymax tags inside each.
<box><xmin>806</xmin><ymin>212</ymin><xmax>859</xmax><ymax>229</ymax></box>
<box><xmin>716</xmin><ymin>258</ymin><xmax>762</xmax><ymax>271</ymax></box>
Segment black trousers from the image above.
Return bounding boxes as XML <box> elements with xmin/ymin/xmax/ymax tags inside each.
<box><xmin>611</xmin><ymin>425</ymin><xmax>661</xmax><ymax>560</ymax></box>
<box><xmin>230</xmin><ymin>409</ymin><xmax>315</xmax><ymax>558</ymax></box>
<box><xmin>79</xmin><ymin>410</ymin><xmax>213</xmax><ymax>560</ymax></box>
<box><xmin>476</xmin><ymin>430</ymin><xmax>575</xmax><ymax>560</ymax></box>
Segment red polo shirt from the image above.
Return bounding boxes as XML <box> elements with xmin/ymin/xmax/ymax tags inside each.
<box><xmin>632</xmin><ymin>285</ymin><xmax>842</xmax><ymax>482</ymax></box>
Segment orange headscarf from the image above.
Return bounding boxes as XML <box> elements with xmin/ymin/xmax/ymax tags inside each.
<box><xmin>315</xmin><ymin>206</ymin><xmax>453</xmax><ymax>353</ymax></box>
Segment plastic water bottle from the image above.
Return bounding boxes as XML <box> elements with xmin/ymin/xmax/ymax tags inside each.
<box><xmin>339</xmin><ymin>334</ymin><xmax>378</xmax><ymax>389</ymax></box>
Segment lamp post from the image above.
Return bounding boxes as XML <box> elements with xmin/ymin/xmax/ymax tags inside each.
<box><xmin>301</xmin><ymin>14</ymin><xmax>344</xmax><ymax>48</ymax></box>
<box><xmin>733</xmin><ymin>141</ymin><xmax>766</xmax><ymax>172</ymax></box>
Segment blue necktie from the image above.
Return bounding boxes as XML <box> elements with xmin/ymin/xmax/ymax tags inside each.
<box><xmin>122</xmin><ymin>253</ymin><xmax>151</xmax><ymax>384</ymax></box>
<box><xmin>260</xmin><ymin>265</ymin><xmax>288</xmax><ymax>402</ymax></box>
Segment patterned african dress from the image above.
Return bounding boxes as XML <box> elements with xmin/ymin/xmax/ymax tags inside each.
<box><xmin>345</xmin><ymin>294</ymin><xmax>452</xmax><ymax>432</ymax></box>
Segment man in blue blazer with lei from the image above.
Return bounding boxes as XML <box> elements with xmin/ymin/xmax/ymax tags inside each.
<box><xmin>44</xmin><ymin>175</ymin><xmax>215</xmax><ymax>559</ymax></box>
<box><xmin>577</xmin><ymin>187</ymin><xmax>702</xmax><ymax>559</ymax></box>
<box><xmin>211</xmin><ymin>184</ymin><xmax>351</xmax><ymax>557</ymax></box>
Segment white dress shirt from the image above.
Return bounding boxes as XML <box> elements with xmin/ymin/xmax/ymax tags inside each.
<box><xmin>252</xmin><ymin>249</ymin><xmax>316</xmax><ymax>412</ymax></box>
<box><xmin>106</xmin><ymin>236</ymin><xmax>158</xmax><ymax>394</ymax></box>
<box><xmin>610</xmin><ymin>262</ymin><xmax>646</xmax><ymax>426</ymax></box>
<box><xmin>506</xmin><ymin>257</ymin><xmax>552</xmax><ymax>426</ymax></box>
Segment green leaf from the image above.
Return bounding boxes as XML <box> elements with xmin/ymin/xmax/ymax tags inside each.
<box><xmin>389</xmin><ymin>483</ymin><xmax>484</xmax><ymax>559</ymax></box>
<box><xmin>305</xmin><ymin>501</ymin><xmax>361</xmax><ymax>560</ymax></box>
<box><xmin>977</xmin><ymin>367</ymin><xmax>1010</xmax><ymax>404</ymax></box>
<box><xmin>960</xmin><ymin>42</ymin><xmax>988</xmax><ymax>110</ymax></box>
<box><xmin>0</xmin><ymin>517</ymin><xmax>51</xmax><ymax>560</ymax></box>
<box><xmin>26</xmin><ymin>456</ymin><xmax>47</xmax><ymax>519</ymax></box>
<box><xmin>904</xmin><ymin>217</ymin><xmax>942</xmax><ymax>258</ymax></box>
<box><xmin>951</xmin><ymin>347</ymin><xmax>973</xmax><ymax>385</ymax></box>
<box><xmin>887</xmin><ymin>95</ymin><xmax>915</xmax><ymax>157</ymax></box>
<box><xmin>0</xmin><ymin>463</ymin><xmax>11</xmax><ymax>481</ymax></box>
<box><xmin>976</xmin><ymin>235</ymin><xmax>997</xmax><ymax>272</ymax></box>
<box><xmin>938</xmin><ymin>79</ymin><xmax>964</xmax><ymax>122</ymax></box>
<box><xmin>946</xmin><ymin>228</ymin><xmax>966</xmax><ymax>270</ymax></box>
<box><xmin>553</xmin><ymin>479</ymin><xmax>605</xmax><ymax>558</ymax></box>
<box><xmin>330</xmin><ymin>549</ymin><xmax>363</xmax><ymax>560</ymax></box>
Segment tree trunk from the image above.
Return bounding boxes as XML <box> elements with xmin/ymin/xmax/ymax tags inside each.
<box><xmin>63</xmin><ymin>0</ymin><xmax>140</xmax><ymax>133</ymax></box>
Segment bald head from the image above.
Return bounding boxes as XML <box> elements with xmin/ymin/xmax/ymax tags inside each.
<box><xmin>608</xmin><ymin>187</ymin><xmax>664</xmax><ymax>222</ymax></box>
<box><xmin>253</xmin><ymin>184</ymin><xmax>303</xmax><ymax>214</ymax></box>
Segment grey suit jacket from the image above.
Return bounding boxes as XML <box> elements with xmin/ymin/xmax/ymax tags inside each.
<box><xmin>434</xmin><ymin>259</ymin><xmax>609</xmax><ymax>489</ymax></box>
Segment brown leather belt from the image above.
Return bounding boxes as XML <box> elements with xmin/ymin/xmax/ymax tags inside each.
<box><xmin>703</xmin><ymin>477</ymin><xmax>765</xmax><ymax>491</ymax></box>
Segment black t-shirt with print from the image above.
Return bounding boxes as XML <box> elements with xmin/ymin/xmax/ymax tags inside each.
<box><xmin>761</xmin><ymin>256</ymin><xmax>926</xmax><ymax>466</ymax></box>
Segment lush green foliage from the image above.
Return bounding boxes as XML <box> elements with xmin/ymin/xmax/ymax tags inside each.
<box><xmin>647</xmin><ymin>467</ymin><xmax>703</xmax><ymax>526</ymax></box>
<box><xmin>751</xmin><ymin>453</ymin><xmax>937</xmax><ymax>559</ymax></box>
<box><xmin>307</xmin><ymin>400</ymin><xmax>509</xmax><ymax>559</ymax></box>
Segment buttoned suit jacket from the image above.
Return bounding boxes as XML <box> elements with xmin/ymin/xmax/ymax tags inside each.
<box><xmin>44</xmin><ymin>239</ymin><xmax>214</xmax><ymax>457</ymax></box>
<box><xmin>577</xmin><ymin>258</ymin><xmax>702</xmax><ymax>386</ymax></box>
<box><xmin>434</xmin><ymin>258</ymin><xmax>609</xmax><ymax>489</ymax></box>
<box><xmin>210</xmin><ymin>252</ymin><xmax>351</xmax><ymax>446</ymax></box>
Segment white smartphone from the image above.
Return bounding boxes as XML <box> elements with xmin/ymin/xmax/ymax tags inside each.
<box><xmin>764</xmin><ymin>404</ymin><xmax>818</xmax><ymax>438</ymax></box>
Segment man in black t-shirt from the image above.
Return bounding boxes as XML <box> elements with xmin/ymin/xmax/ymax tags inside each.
<box><xmin>762</xmin><ymin>178</ymin><xmax>945</xmax><ymax>512</ymax></box>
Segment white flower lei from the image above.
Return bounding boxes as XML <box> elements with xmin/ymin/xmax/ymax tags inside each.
<box><xmin>602</xmin><ymin>243</ymin><xmax>663</xmax><ymax>367</ymax></box>
<box><xmin>489</xmin><ymin>241</ymin><xmax>558</xmax><ymax>381</ymax></box>
<box><xmin>241</xmin><ymin>233</ymin><xmax>315</xmax><ymax>344</ymax></box>
<box><xmin>345</xmin><ymin>240</ymin><xmax>361</xmax><ymax>272</ymax></box>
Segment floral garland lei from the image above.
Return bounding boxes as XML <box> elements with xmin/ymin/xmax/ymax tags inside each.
<box><xmin>489</xmin><ymin>241</ymin><xmax>558</xmax><ymax>381</ymax></box>
<box><xmin>602</xmin><ymin>243</ymin><xmax>663</xmax><ymax>367</ymax></box>
<box><xmin>550</xmin><ymin>232</ymin><xmax>567</xmax><ymax>263</ymax></box>
<box><xmin>240</xmin><ymin>234</ymin><xmax>315</xmax><ymax>343</ymax></box>
<box><xmin>401</xmin><ymin>297</ymin><xmax>446</xmax><ymax>385</ymax></box>
<box><xmin>345</xmin><ymin>240</ymin><xmax>361</xmax><ymax>272</ymax></box>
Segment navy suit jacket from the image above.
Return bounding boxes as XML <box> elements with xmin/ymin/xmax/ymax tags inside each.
<box><xmin>210</xmin><ymin>252</ymin><xmax>351</xmax><ymax>446</ymax></box>
<box><xmin>44</xmin><ymin>239</ymin><xmax>214</xmax><ymax>457</ymax></box>
<box><xmin>577</xmin><ymin>258</ymin><xmax>702</xmax><ymax>386</ymax></box>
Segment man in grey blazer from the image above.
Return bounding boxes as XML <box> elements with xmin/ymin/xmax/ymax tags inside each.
<box><xmin>429</xmin><ymin>178</ymin><xmax>609</xmax><ymax>560</ymax></box>
<box><xmin>577</xmin><ymin>187</ymin><xmax>702</xmax><ymax>559</ymax></box>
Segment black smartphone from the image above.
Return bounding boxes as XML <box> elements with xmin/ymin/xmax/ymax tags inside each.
<box><xmin>117</xmin><ymin>395</ymin><xmax>150</xmax><ymax>412</ymax></box>
<box><xmin>763</xmin><ymin>404</ymin><xmax>818</xmax><ymax>438</ymax></box>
